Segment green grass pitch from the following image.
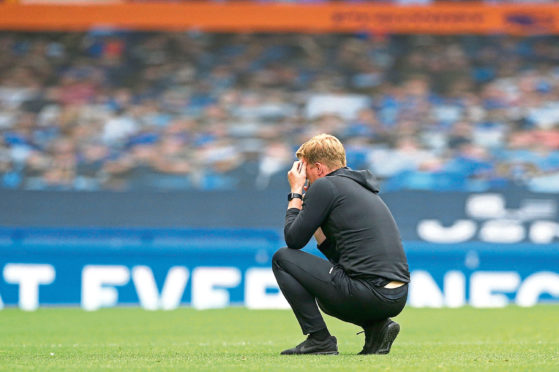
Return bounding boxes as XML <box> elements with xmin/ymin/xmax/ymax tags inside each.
<box><xmin>0</xmin><ymin>306</ymin><xmax>558</xmax><ymax>371</ymax></box>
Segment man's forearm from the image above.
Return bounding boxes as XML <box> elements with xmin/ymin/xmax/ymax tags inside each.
<box><xmin>287</xmin><ymin>198</ymin><xmax>303</xmax><ymax>210</ymax></box>
<box><xmin>284</xmin><ymin>208</ymin><xmax>307</xmax><ymax>249</ymax></box>
<box><xmin>287</xmin><ymin>182</ymin><xmax>304</xmax><ymax>210</ymax></box>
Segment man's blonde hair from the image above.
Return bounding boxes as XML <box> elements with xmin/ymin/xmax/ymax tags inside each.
<box><xmin>296</xmin><ymin>134</ymin><xmax>346</xmax><ymax>169</ymax></box>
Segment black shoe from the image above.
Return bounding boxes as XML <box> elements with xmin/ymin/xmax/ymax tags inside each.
<box><xmin>280</xmin><ymin>336</ymin><xmax>338</xmax><ymax>355</ymax></box>
<box><xmin>358</xmin><ymin>319</ymin><xmax>400</xmax><ymax>355</ymax></box>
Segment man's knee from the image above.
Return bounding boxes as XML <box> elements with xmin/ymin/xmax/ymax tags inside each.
<box><xmin>272</xmin><ymin>247</ymin><xmax>291</xmax><ymax>267</ymax></box>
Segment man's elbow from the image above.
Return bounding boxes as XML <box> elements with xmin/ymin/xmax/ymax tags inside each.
<box><xmin>284</xmin><ymin>230</ymin><xmax>305</xmax><ymax>249</ymax></box>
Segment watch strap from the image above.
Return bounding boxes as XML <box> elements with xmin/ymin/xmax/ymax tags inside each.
<box><xmin>287</xmin><ymin>192</ymin><xmax>303</xmax><ymax>201</ymax></box>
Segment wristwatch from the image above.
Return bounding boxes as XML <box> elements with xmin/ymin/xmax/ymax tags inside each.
<box><xmin>287</xmin><ymin>193</ymin><xmax>303</xmax><ymax>201</ymax></box>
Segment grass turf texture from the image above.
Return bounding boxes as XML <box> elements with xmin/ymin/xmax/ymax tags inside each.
<box><xmin>0</xmin><ymin>306</ymin><xmax>557</xmax><ymax>371</ymax></box>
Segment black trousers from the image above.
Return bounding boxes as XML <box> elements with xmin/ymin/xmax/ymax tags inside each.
<box><xmin>272</xmin><ymin>247</ymin><xmax>408</xmax><ymax>334</ymax></box>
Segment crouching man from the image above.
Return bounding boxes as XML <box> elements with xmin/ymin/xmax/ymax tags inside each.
<box><xmin>272</xmin><ymin>134</ymin><xmax>410</xmax><ymax>355</ymax></box>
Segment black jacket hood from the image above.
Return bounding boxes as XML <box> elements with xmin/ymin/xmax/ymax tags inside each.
<box><xmin>327</xmin><ymin>167</ymin><xmax>380</xmax><ymax>194</ymax></box>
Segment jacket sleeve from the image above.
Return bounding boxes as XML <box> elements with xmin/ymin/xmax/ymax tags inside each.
<box><xmin>284</xmin><ymin>178</ymin><xmax>335</xmax><ymax>249</ymax></box>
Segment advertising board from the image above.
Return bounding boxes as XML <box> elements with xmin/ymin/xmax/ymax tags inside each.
<box><xmin>1</xmin><ymin>229</ymin><xmax>557</xmax><ymax>311</ymax></box>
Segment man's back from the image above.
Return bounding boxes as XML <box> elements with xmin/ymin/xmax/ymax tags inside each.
<box><xmin>322</xmin><ymin>168</ymin><xmax>409</xmax><ymax>282</ymax></box>
<box><xmin>284</xmin><ymin>167</ymin><xmax>409</xmax><ymax>283</ymax></box>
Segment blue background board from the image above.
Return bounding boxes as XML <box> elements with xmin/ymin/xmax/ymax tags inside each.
<box><xmin>0</xmin><ymin>228</ymin><xmax>558</xmax><ymax>307</ymax></box>
<box><xmin>0</xmin><ymin>187</ymin><xmax>557</xmax><ymax>244</ymax></box>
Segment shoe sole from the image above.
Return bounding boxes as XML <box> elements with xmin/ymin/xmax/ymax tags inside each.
<box><xmin>375</xmin><ymin>322</ymin><xmax>400</xmax><ymax>355</ymax></box>
<box><xmin>281</xmin><ymin>351</ymin><xmax>339</xmax><ymax>355</ymax></box>
<box><xmin>312</xmin><ymin>351</ymin><xmax>339</xmax><ymax>355</ymax></box>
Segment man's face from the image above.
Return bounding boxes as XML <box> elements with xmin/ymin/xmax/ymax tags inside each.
<box><xmin>303</xmin><ymin>158</ymin><xmax>323</xmax><ymax>186</ymax></box>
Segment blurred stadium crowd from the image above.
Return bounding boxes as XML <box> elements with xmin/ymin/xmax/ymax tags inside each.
<box><xmin>1</xmin><ymin>32</ymin><xmax>559</xmax><ymax>192</ymax></box>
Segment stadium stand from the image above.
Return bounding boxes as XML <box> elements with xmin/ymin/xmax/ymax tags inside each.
<box><xmin>1</xmin><ymin>32</ymin><xmax>558</xmax><ymax>192</ymax></box>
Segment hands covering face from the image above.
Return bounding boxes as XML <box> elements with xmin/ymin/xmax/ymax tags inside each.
<box><xmin>288</xmin><ymin>160</ymin><xmax>307</xmax><ymax>193</ymax></box>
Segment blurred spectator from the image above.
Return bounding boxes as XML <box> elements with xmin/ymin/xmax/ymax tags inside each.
<box><xmin>1</xmin><ymin>32</ymin><xmax>559</xmax><ymax>192</ymax></box>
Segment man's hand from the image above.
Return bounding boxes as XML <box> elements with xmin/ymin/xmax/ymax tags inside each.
<box><xmin>288</xmin><ymin>160</ymin><xmax>306</xmax><ymax>193</ymax></box>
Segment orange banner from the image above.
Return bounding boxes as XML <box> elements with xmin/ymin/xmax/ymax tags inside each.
<box><xmin>0</xmin><ymin>3</ymin><xmax>558</xmax><ymax>34</ymax></box>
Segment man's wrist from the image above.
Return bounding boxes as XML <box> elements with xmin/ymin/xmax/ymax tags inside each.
<box><xmin>290</xmin><ymin>186</ymin><xmax>304</xmax><ymax>194</ymax></box>
<box><xmin>287</xmin><ymin>192</ymin><xmax>303</xmax><ymax>202</ymax></box>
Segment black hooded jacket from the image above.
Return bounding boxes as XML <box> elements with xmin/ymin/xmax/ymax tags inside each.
<box><xmin>284</xmin><ymin>167</ymin><xmax>410</xmax><ymax>283</ymax></box>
